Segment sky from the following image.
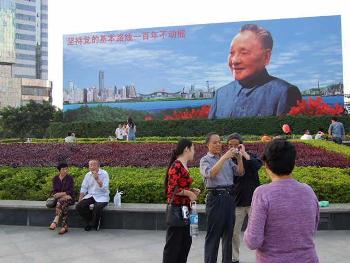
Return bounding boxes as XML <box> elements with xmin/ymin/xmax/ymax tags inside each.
<box><xmin>63</xmin><ymin>16</ymin><xmax>342</xmax><ymax>94</ymax></box>
<box><xmin>48</xmin><ymin>0</ymin><xmax>350</xmax><ymax>108</ymax></box>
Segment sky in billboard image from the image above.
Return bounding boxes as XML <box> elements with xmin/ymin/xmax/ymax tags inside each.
<box><xmin>63</xmin><ymin>15</ymin><xmax>343</xmax><ymax>118</ymax></box>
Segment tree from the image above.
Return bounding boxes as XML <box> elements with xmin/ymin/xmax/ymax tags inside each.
<box><xmin>0</xmin><ymin>101</ymin><xmax>59</xmax><ymax>138</ymax></box>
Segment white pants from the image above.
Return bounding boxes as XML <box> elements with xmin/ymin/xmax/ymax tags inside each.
<box><xmin>232</xmin><ymin>206</ymin><xmax>251</xmax><ymax>262</ymax></box>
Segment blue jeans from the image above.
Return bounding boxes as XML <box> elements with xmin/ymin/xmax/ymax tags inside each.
<box><xmin>128</xmin><ymin>134</ymin><xmax>136</xmax><ymax>141</ymax></box>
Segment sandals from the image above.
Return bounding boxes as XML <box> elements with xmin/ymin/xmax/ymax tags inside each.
<box><xmin>59</xmin><ymin>225</ymin><xmax>68</xmax><ymax>235</ymax></box>
<box><xmin>49</xmin><ymin>222</ymin><xmax>57</xmax><ymax>230</ymax></box>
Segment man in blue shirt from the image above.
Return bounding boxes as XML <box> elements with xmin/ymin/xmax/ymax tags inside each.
<box><xmin>200</xmin><ymin>133</ymin><xmax>244</xmax><ymax>263</ymax></box>
<box><xmin>209</xmin><ymin>24</ymin><xmax>302</xmax><ymax>119</ymax></box>
<box><xmin>328</xmin><ymin>117</ymin><xmax>345</xmax><ymax>144</ymax></box>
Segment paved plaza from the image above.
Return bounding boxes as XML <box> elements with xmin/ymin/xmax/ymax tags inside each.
<box><xmin>0</xmin><ymin>226</ymin><xmax>349</xmax><ymax>263</ymax></box>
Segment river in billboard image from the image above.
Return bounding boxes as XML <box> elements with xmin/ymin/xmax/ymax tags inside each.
<box><xmin>64</xmin><ymin>96</ymin><xmax>343</xmax><ymax>112</ymax></box>
<box><xmin>63</xmin><ymin>15</ymin><xmax>344</xmax><ymax>121</ymax></box>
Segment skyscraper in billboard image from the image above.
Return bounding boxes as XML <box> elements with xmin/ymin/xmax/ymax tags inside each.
<box><xmin>63</xmin><ymin>15</ymin><xmax>343</xmax><ymax>121</ymax></box>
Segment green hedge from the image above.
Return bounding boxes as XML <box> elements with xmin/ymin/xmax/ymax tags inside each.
<box><xmin>0</xmin><ymin>135</ymin><xmax>271</xmax><ymax>144</ymax></box>
<box><xmin>301</xmin><ymin>140</ymin><xmax>350</xmax><ymax>158</ymax></box>
<box><xmin>46</xmin><ymin>115</ymin><xmax>350</xmax><ymax>138</ymax></box>
<box><xmin>0</xmin><ymin>166</ymin><xmax>349</xmax><ymax>203</ymax></box>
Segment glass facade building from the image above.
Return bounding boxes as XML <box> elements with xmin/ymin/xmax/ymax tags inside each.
<box><xmin>0</xmin><ymin>0</ymin><xmax>16</xmax><ymax>64</ymax></box>
<box><xmin>0</xmin><ymin>0</ymin><xmax>51</xmax><ymax>108</ymax></box>
<box><xmin>13</xmin><ymin>0</ymin><xmax>48</xmax><ymax>79</ymax></box>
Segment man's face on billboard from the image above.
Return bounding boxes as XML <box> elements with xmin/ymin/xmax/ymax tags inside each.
<box><xmin>228</xmin><ymin>30</ymin><xmax>271</xmax><ymax>82</ymax></box>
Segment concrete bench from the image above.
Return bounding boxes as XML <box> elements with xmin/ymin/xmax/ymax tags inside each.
<box><xmin>1</xmin><ymin>200</ymin><xmax>350</xmax><ymax>230</ymax></box>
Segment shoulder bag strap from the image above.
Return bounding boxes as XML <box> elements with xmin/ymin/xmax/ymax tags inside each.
<box><xmin>169</xmin><ymin>185</ymin><xmax>178</xmax><ymax>205</ymax></box>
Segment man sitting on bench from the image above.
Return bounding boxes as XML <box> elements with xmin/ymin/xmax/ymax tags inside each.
<box><xmin>76</xmin><ymin>159</ymin><xmax>109</xmax><ymax>231</ymax></box>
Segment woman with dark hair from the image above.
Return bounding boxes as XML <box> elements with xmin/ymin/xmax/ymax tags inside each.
<box><xmin>49</xmin><ymin>163</ymin><xmax>75</xmax><ymax>235</ymax></box>
<box><xmin>244</xmin><ymin>139</ymin><xmax>319</xmax><ymax>262</ymax></box>
<box><xmin>126</xmin><ymin>117</ymin><xmax>136</xmax><ymax>141</ymax></box>
<box><xmin>162</xmin><ymin>139</ymin><xmax>201</xmax><ymax>263</ymax></box>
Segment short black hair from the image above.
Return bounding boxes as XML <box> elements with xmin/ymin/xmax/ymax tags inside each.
<box><xmin>227</xmin><ymin>133</ymin><xmax>243</xmax><ymax>144</ymax></box>
<box><xmin>331</xmin><ymin>117</ymin><xmax>338</xmax><ymax>122</ymax></box>
<box><xmin>57</xmin><ymin>162</ymin><xmax>68</xmax><ymax>171</ymax></box>
<box><xmin>262</xmin><ymin>139</ymin><xmax>296</xmax><ymax>176</ymax></box>
<box><xmin>205</xmin><ymin>132</ymin><xmax>219</xmax><ymax>144</ymax></box>
<box><xmin>67</xmin><ymin>132</ymin><xmax>72</xmax><ymax>136</ymax></box>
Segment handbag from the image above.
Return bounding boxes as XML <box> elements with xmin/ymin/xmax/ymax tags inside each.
<box><xmin>165</xmin><ymin>186</ymin><xmax>189</xmax><ymax>227</ymax></box>
<box><xmin>46</xmin><ymin>197</ymin><xmax>57</xmax><ymax>208</ymax></box>
<box><xmin>46</xmin><ymin>175</ymin><xmax>66</xmax><ymax>208</ymax></box>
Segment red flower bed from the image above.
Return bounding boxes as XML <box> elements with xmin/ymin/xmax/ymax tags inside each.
<box><xmin>163</xmin><ymin>105</ymin><xmax>210</xmax><ymax>120</ymax></box>
<box><xmin>0</xmin><ymin>142</ymin><xmax>349</xmax><ymax>168</ymax></box>
<box><xmin>288</xmin><ymin>97</ymin><xmax>344</xmax><ymax>116</ymax></box>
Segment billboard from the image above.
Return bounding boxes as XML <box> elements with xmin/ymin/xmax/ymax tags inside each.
<box><xmin>63</xmin><ymin>15</ymin><xmax>344</xmax><ymax>121</ymax></box>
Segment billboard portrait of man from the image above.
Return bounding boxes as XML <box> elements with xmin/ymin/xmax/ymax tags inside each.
<box><xmin>208</xmin><ymin>24</ymin><xmax>302</xmax><ymax>119</ymax></box>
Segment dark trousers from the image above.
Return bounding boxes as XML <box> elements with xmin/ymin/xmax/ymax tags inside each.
<box><xmin>205</xmin><ymin>192</ymin><xmax>235</xmax><ymax>263</ymax></box>
<box><xmin>75</xmin><ymin>197</ymin><xmax>107</xmax><ymax>227</ymax></box>
<box><xmin>163</xmin><ymin>225</ymin><xmax>192</xmax><ymax>263</ymax></box>
<box><xmin>332</xmin><ymin>137</ymin><xmax>342</xmax><ymax>144</ymax></box>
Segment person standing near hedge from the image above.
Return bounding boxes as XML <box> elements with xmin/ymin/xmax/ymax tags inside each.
<box><xmin>115</xmin><ymin>124</ymin><xmax>123</xmax><ymax>140</ymax></box>
<box><xmin>244</xmin><ymin>139</ymin><xmax>319</xmax><ymax>262</ymax></box>
<box><xmin>328</xmin><ymin>117</ymin><xmax>345</xmax><ymax>144</ymax></box>
<box><xmin>76</xmin><ymin>159</ymin><xmax>110</xmax><ymax>231</ymax></box>
<box><xmin>49</xmin><ymin>163</ymin><xmax>75</xmax><ymax>235</ymax></box>
<box><xmin>126</xmin><ymin>117</ymin><xmax>136</xmax><ymax>141</ymax></box>
<box><xmin>227</xmin><ymin>133</ymin><xmax>263</xmax><ymax>263</ymax></box>
<box><xmin>163</xmin><ymin>139</ymin><xmax>201</xmax><ymax>263</ymax></box>
<box><xmin>200</xmin><ymin>132</ymin><xmax>244</xmax><ymax>263</ymax></box>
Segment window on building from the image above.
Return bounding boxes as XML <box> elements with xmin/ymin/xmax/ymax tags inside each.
<box><xmin>15</xmin><ymin>13</ymin><xmax>36</xmax><ymax>22</ymax></box>
<box><xmin>16</xmin><ymin>33</ymin><xmax>36</xmax><ymax>41</ymax></box>
<box><xmin>16</xmin><ymin>23</ymin><xmax>36</xmax><ymax>31</ymax></box>
<box><xmin>16</xmin><ymin>3</ymin><xmax>36</xmax><ymax>12</ymax></box>
<box><xmin>16</xmin><ymin>43</ymin><xmax>36</xmax><ymax>51</ymax></box>
<box><xmin>22</xmin><ymin>86</ymin><xmax>48</xmax><ymax>96</ymax></box>
<box><xmin>16</xmin><ymin>53</ymin><xmax>36</xmax><ymax>60</ymax></box>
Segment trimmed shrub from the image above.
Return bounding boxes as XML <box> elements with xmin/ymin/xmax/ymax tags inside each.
<box><xmin>301</xmin><ymin>140</ymin><xmax>350</xmax><ymax>158</ymax></box>
<box><xmin>46</xmin><ymin>116</ymin><xmax>350</xmax><ymax>138</ymax></box>
<box><xmin>0</xmin><ymin>166</ymin><xmax>349</xmax><ymax>203</ymax></box>
<box><xmin>0</xmin><ymin>142</ymin><xmax>349</xmax><ymax>168</ymax></box>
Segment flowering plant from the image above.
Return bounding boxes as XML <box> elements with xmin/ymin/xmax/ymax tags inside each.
<box><xmin>288</xmin><ymin>97</ymin><xmax>344</xmax><ymax>116</ymax></box>
<box><xmin>163</xmin><ymin>105</ymin><xmax>210</xmax><ymax>120</ymax></box>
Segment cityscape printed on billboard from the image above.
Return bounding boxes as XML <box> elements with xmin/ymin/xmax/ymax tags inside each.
<box><xmin>63</xmin><ymin>15</ymin><xmax>344</xmax><ymax>120</ymax></box>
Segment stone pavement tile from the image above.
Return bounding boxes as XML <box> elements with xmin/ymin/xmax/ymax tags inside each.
<box><xmin>1</xmin><ymin>227</ymin><xmax>34</xmax><ymax>244</ymax></box>
<box><xmin>45</xmin><ymin>243</ymin><xmax>94</xmax><ymax>261</ymax></box>
<box><xmin>315</xmin><ymin>231</ymin><xmax>350</xmax><ymax>263</ymax></box>
<box><xmin>0</xmin><ymin>254</ymin><xmax>26</xmax><ymax>263</ymax></box>
<box><xmin>0</xmin><ymin>243</ymin><xmax>19</xmax><ymax>257</ymax></box>
<box><xmin>64</xmin><ymin>255</ymin><xmax>108</xmax><ymax>263</ymax></box>
<box><xmin>0</xmin><ymin>226</ymin><xmax>349</xmax><ymax>263</ymax></box>
<box><xmin>21</xmin><ymin>251</ymin><xmax>52</xmax><ymax>263</ymax></box>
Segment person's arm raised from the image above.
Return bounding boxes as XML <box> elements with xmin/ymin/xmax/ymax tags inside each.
<box><xmin>210</xmin><ymin>149</ymin><xmax>236</xmax><ymax>177</ymax></box>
